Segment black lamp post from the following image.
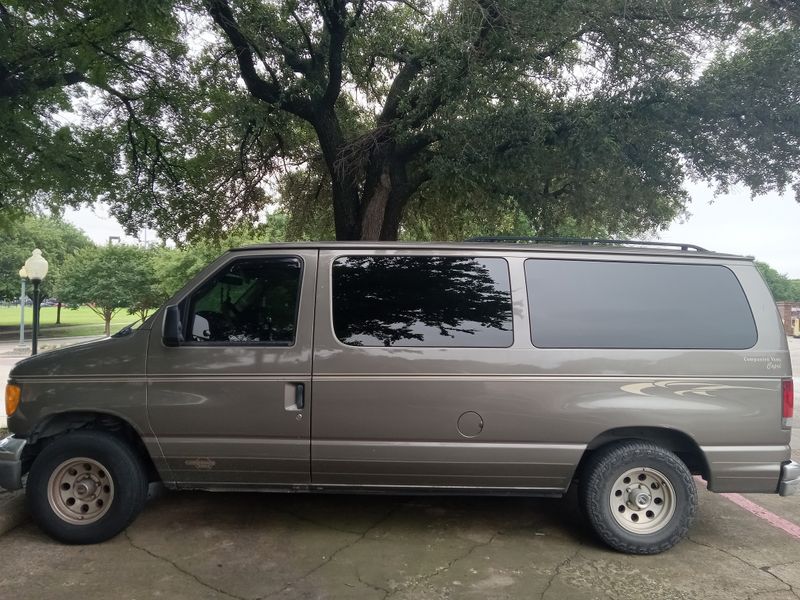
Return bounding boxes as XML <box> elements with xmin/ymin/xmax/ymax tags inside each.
<box><xmin>24</xmin><ymin>249</ymin><xmax>48</xmax><ymax>356</ymax></box>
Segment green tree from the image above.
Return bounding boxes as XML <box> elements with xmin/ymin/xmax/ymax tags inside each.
<box><xmin>0</xmin><ymin>216</ymin><xmax>93</xmax><ymax>323</ymax></box>
<box><xmin>755</xmin><ymin>261</ymin><xmax>800</xmax><ymax>302</ymax></box>
<box><xmin>126</xmin><ymin>248</ymin><xmax>166</xmax><ymax>324</ymax></box>
<box><xmin>152</xmin><ymin>215</ymin><xmax>289</xmax><ymax>297</ymax></box>
<box><xmin>107</xmin><ymin>0</ymin><xmax>800</xmax><ymax>241</ymax></box>
<box><xmin>5</xmin><ymin>2</ymin><xmax>800</xmax><ymax>241</ymax></box>
<box><xmin>0</xmin><ymin>1</ymin><xmax>182</xmax><ymax>224</ymax></box>
<box><xmin>55</xmin><ymin>244</ymin><xmax>158</xmax><ymax>335</ymax></box>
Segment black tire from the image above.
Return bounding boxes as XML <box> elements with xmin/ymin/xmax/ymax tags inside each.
<box><xmin>579</xmin><ymin>440</ymin><xmax>697</xmax><ymax>554</ymax></box>
<box><xmin>27</xmin><ymin>431</ymin><xmax>148</xmax><ymax>544</ymax></box>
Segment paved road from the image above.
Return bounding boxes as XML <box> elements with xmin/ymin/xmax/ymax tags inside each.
<box><xmin>0</xmin><ymin>340</ymin><xmax>798</xmax><ymax>599</ymax></box>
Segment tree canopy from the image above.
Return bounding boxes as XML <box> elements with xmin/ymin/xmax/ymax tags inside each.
<box><xmin>150</xmin><ymin>214</ymin><xmax>289</xmax><ymax>297</ymax></box>
<box><xmin>3</xmin><ymin>1</ymin><xmax>800</xmax><ymax>241</ymax></box>
<box><xmin>55</xmin><ymin>244</ymin><xmax>160</xmax><ymax>335</ymax></box>
<box><xmin>755</xmin><ymin>261</ymin><xmax>800</xmax><ymax>302</ymax></box>
<box><xmin>0</xmin><ymin>1</ymin><xmax>181</xmax><ymax>222</ymax></box>
<box><xmin>0</xmin><ymin>215</ymin><xmax>93</xmax><ymax>300</ymax></box>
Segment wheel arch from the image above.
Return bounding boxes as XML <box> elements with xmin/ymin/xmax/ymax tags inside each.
<box><xmin>576</xmin><ymin>426</ymin><xmax>709</xmax><ymax>482</ymax></box>
<box><xmin>21</xmin><ymin>410</ymin><xmax>160</xmax><ymax>483</ymax></box>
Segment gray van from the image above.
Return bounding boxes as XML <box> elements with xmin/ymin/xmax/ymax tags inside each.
<box><xmin>1</xmin><ymin>239</ymin><xmax>797</xmax><ymax>554</ymax></box>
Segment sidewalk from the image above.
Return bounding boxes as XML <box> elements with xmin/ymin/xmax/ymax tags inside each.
<box><xmin>0</xmin><ymin>334</ymin><xmax>104</xmax><ymax>357</ymax></box>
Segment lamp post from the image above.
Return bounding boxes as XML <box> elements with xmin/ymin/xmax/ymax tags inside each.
<box><xmin>24</xmin><ymin>249</ymin><xmax>49</xmax><ymax>356</ymax></box>
<box><xmin>17</xmin><ymin>267</ymin><xmax>27</xmax><ymax>348</ymax></box>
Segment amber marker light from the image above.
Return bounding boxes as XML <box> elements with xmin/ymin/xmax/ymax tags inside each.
<box><xmin>5</xmin><ymin>384</ymin><xmax>20</xmax><ymax>417</ymax></box>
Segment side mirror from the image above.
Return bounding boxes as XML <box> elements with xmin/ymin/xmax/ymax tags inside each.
<box><xmin>163</xmin><ymin>305</ymin><xmax>184</xmax><ymax>347</ymax></box>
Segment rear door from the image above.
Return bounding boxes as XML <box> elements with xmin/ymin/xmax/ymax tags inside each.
<box><xmin>147</xmin><ymin>249</ymin><xmax>317</xmax><ymax>488</ymax></box>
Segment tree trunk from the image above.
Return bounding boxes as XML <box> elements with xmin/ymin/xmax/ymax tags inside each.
<box><xmin>360</xmin><ymin>168</ymin><xmax>391</xmax><ymax>240</ymax></box>
<box><xmin>56</xmin><ymin>301</ymin><xmax>62</xmax><ymax>325</ymax></box>
<box><xmin>354</xmin><ymin>144</ymin><xmax>414</xmax><ymax>240</ymax></box>
<box><xmin>104</xmin><ymin>310</ymin><xmax>112</xmax><ymax>337</ymax></box>
<box><xmin>314</xmin><ymin>109</ymin><xmax>417</xmax><ymax>241</ymax></box>
<box><xmin>313</xmin><ymin>110</ymin><xmax>362</xmax><ymax>240</ymax></box>
<box><xmin>379</xmin><ymin>190</ymin><xmax>405</xmax><ymax>240</ymax></box>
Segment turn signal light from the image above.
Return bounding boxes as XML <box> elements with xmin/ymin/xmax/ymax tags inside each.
<box><xmin>782</xmin><ymin>379</ymin><xmax>794</xmax><ymax>428</ymax></box>
<box><xmin>5</xmin><ymin>384</ymin><xmax>20</xmax><ymax>417</ymax></box>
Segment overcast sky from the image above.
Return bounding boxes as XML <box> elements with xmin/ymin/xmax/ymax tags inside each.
<box><xmin>662</xmin><ymin>182</ymin><xmax>800</xmax><ymax>277</ymax></box>
<box><xmin>63</xmin><ymin>180</ymin><xmax>800</xmax><ymax>277</ymax></box>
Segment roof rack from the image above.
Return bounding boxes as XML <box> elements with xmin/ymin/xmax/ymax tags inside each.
<box><xmin>465</xmin><ymin>236</ymin><xmax>709</xmax><ymax>252</ymax></box>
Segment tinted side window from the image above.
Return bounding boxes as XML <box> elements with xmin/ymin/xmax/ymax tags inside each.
<box><xmin>187</xmin><ymin>257</ymin><xmax>302</xmax><ymax>345</ymax></box>
<box><xmin>525</xmin><ymin>259</ymin><xmax>757</xmax><ymax>349</ymax></box>
<box><xmin>332</xmin><ymin>256</ymin><xmax>513</xmax><ymax>347</ymax></box>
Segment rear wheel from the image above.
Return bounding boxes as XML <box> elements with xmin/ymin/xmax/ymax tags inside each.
<box><xmin>27</xmin><ymin>431</ymin><xmax>148</xmax><ymax>544</ymax></box>
<box><xmin>579</xmin><ymin>440</ymin><xmax>697</xmax><ymax>554</ymax></box>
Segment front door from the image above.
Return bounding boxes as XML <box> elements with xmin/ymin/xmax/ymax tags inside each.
<box><xmin>147</xmin><ymin>249</ymin><xmax>317</xmax><ymax>488</ymax></box>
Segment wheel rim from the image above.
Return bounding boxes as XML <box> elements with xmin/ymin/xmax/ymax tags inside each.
<box><xmin>47</xmin><ymin>457</ymin><xmax>115</xmax><ymax>525</ymax></box>
<box><xmin>609</xmin><ymin>467</ymin><xmax>676</xmax><ymax>534</ymax></box>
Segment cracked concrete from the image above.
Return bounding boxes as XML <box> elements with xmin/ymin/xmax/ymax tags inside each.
<box><xmin>0</xmin><ymin>478</ymin><xmax>799</xmax><ymax>599</ymax></box>
<box><xmin>124</xmin><ymin>529</ymin><xmax>250</xmax><ymax>600</ymax></box>
<box><xmin>540</xmin><ymin>548</ymin><xmax>581</xmax><ymax>599</ymax></box>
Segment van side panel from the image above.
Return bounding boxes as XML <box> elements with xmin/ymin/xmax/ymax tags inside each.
<box><xmin>311</xmin><ymin>251</ymin><xmax>789</xmax><ymax>494</ymax></box>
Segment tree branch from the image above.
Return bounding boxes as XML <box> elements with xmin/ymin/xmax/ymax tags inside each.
<box><xmin>291</xmin><ymin>10</ymin><xmax>315</xmax><ymax>62</ymax></box>
<box><xmin>320</xmin><ymin>0</ymin><xmax>347</xmax><ymax>107</ymax></box>
<box><xmin>398</xmin><ymin>130</ymin><xmax>439</xmax><ymax>158</ymax></box>
<box><xmin>274</xmin><ymin>39</ymin><xmax>313</xmax><ymax>75</ymax></box>
<box><xmin>86</xmin><ymin>305</ymin><xmax>105</xmax><ymax>320</ymax></box>
<box><xmin>400</xmin><ymin>0</ymin><xmax>505</xmax><ymax>129</ymax></box>
<box><xmin>205</xmin><ymin>0</ymin><xmax>278</xmax><ymax>101</ymax></box>
<box><xmin>205</xmin><ymin>0</ymin><xmax>313</xmax><ymax>120</ymax></box>
<box><xmin>379</xmin><ymin>56</ymin><xmax>423</xmax><ymax>124</ymax></box>
<box><xmin>0</xmin><ymin>69</ymin><xmax>83</xmax><ymax>99</ymax></box>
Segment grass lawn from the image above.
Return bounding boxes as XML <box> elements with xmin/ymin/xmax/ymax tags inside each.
<box><xmin>0</xmin><ymin>306</ymin><xmax>135</xmax><ymax>340</ymax></box>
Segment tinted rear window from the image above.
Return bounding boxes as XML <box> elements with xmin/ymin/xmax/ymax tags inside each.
<box><xmin>524</xmin><ymin>259</ymin><xmax>757</xmax><ymax>349</ymax></box>
<box><xmin>332</xmin><ymin>256</ymin><xmax>513</xmax><ymax>347</ymax></box>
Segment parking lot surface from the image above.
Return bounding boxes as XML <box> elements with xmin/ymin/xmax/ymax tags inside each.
<box><xmin>0</xmin><ymin>339</ymin><xmax>798</xmax><ymax>599</ymax></box>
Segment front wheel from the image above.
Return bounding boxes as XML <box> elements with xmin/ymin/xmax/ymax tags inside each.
<box><xmin>579</xmin><ymin>441</ymin><xmax>697</xmax><ymax>554</ymax></box>
<box><xmin>27</xmin><ymin>431</ymin><xmax>148</xmax><ymax>544</ymax></box>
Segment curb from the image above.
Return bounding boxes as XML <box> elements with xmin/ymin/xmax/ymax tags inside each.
<box><xmin>0</xmin><ymin>490</ymin><xmax>28</xmax><ymax>537</ymax></box>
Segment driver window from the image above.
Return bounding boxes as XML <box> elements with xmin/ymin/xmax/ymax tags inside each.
<box><xmin>186</xmin><ymin>257</ymin><xmax>302</xmax><ymax>345</ymax></box>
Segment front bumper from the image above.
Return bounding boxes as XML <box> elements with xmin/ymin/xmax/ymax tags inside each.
<box><xmin>0</xmin><ymin>435</ymin><xmax>26</xmax><ymax>491</ymax></box>
<box><xmin>779</xmin><ymin>460</ymin><xmax>800</xmax><ymax>496</ymax></box>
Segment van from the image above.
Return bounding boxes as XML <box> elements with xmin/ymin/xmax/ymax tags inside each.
<box><xmin>1</xmin><ymin>238</ymin><xmax>797</xmax><ymax>554</ymax></box>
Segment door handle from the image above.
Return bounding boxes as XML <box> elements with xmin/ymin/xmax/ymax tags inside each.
<box><xmin>284</xmin><ymin>382</ymin><xmax>306</xmax><ymax>412</ymax></box>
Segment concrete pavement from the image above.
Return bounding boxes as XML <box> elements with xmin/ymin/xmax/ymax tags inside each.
<box><xmin>1</xmin><ymin>484</ymin><xmax>799</xmax><ymax>600</ymax></box>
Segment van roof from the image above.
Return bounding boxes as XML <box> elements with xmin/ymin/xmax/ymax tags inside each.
<box><xmin>230</xmin><ymin>240</ymin><xmax>754</xmax><ymax>262</ymax></box>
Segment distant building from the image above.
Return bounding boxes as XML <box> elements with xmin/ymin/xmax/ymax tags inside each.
<box><xmin>776</xmin><ymin>302</ymin><xmax>800</xmax><ymax>337</ymax></box>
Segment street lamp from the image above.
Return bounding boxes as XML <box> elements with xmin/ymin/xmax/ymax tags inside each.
<box><xmin>24</xmin><ymin>249</ymin><xmax>48</xmax><ymax>356</ymax></box>
<box><xmin>17</xmin><ymin>267</ymin><xmax>27</xmax><ymax>348</ymax></box>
